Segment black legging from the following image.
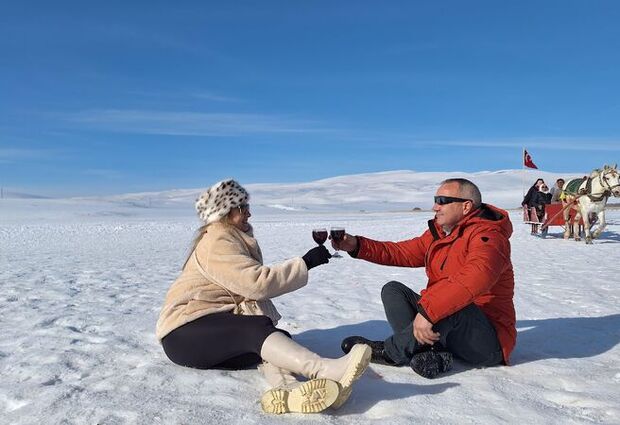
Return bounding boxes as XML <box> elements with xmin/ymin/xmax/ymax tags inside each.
<box><xmin>161</xmin><ymin>312</ymin><xmax>287</xmax><ymax>370</ymax></box>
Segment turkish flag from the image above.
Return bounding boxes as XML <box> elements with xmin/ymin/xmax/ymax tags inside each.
<box><xmin>524</xmin><ymin>149</ymin><xmax>538</xmax><ymax>169</ymax></box>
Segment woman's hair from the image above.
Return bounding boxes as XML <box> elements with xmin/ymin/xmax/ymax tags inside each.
<box><xmin>181</xmin><ymin>215</ymin><xmax>233</xmax><ymax>269</ymax></box>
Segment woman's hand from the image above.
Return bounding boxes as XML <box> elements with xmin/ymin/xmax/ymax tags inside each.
<box><xmin>302</xmin><ymin>245</ymin><xmax>332</xmax><ymax>270</ymax></box>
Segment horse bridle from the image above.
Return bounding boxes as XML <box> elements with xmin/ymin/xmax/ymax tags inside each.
<box><xmin>591</xmin><ymin>168</ymin><xmax>620</xmax><ymax>200</ymax></box>
<box><xmin>599</xmin><ymin>168</ymin><xmax>620</xmax><ymax>194</ymax></box>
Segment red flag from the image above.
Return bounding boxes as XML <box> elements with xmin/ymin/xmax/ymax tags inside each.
<box><xmin>524</xmin><ymin>149</ymin><xmax>538</xmax><ymax>169</ymax></box>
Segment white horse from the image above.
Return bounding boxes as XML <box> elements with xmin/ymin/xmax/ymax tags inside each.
<box><xmin>562</xmin><ymin>164</ymin><xmax>620</xmax><ymax>244</ymax></box>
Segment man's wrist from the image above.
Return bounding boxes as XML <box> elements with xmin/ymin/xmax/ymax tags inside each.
<box><xmin>416</xmin><ymin>304</ymin><xmax>433</xmax><ymax>323</ymax></box>
<box><xmin>348</xmin><ymin>237</ymin><xmax>361</xmax><ymax>258</ymax></box>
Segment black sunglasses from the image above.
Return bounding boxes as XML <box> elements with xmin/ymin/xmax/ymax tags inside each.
<box><xmin>237</xmin><ymin>203</ymin><xmax>250</xmax><ymax>213</ymax></box>
<box><xmin>434</xmin><ymin>196</ymin><xmax>472</xmax><ymax>205</ymax></box>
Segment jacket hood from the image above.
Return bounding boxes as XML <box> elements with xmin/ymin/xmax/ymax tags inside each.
<box><xmin>464</xmin><ymin>203</ymin><xmax>513</xmax><ymax>238</ymax></box>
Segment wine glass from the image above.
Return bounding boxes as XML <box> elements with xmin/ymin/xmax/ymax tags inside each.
<box><xmin>330</xmin><ymin>227</ymin><xmax>345</xmax><ymax>258</ymax></box>
<box><xmin>312</xmin><ymin>228</ymin><xmax>328</xmax><ymax>245</ymax></box>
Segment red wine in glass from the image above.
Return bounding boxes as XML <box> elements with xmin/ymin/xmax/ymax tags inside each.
<box><xmin>330</xmin><ymin>228</ymin><xmax>345</xmax><ymax>241</ymax></box>
<box><xmin>312</xmin><ymin>228</ymin><xmax>328</xmax><ymax>245</ymax></box>
<box><xmin>330</xmin><ymin>227</ymin><xmax>345</xmax><ymax>257</ymax></box>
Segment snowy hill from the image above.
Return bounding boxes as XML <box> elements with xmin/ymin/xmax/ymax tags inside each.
<box><xmin>5</xmin><ymin>168</ymin><xmax>619</xmax><ymax>225</ymax></box>
<box><xmin>89</xmin><ymin>169</ymin><xmax>579</xmax><ymax>212</ymax></box>
<box><xmin>4</xmin><ymin>169</ymin><xmax>604</xmax><ymax>225</ymax></box>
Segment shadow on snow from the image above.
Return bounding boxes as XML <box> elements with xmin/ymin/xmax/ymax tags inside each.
<box><xmin>512</xmin><ymin>314</ymin><xmax>620</xmax><ymax>364</ymax></box>
<box><xmin>293</xmin><ymin>313</ymin><xmax>620</xmax><ymax>388</ymax></box>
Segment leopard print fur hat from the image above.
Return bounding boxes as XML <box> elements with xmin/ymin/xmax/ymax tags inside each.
<box><xmin>195</xmin><ymin>179</ymin><xmax>249</xmax><ymax>224</ymax></box>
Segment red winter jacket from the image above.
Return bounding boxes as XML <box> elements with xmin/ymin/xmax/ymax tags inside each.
<box><xmin>356</xmin><ymin>204</ymin><xmax>516</xmax><ymax>364</ymax></box>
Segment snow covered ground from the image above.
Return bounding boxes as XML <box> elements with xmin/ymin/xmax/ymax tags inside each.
<box><xmin>1</xmin><ymin>171</ymin><xmax>619</xmax><ymax>424</ymax></box>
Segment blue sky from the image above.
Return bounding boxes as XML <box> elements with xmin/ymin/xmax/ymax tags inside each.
<box><xmin>1</xmin><ymin>1</ymin><xmax>619</xmax><ymax>197</ymax></box>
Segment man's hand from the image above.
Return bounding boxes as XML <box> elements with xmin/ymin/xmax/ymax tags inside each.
<box><xmin>330</xmin><ymin>233</ymin><xmax>358</xmax><ymax>253</ymax></box>
<box><xmin>413</xmin><ymin>314</ymin><xmax>440</xmax><ymax>345</ymax></box>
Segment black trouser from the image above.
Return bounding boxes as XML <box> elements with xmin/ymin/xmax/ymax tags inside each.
<box><xmin>161</xmin><ymin>312</ymin><xmax>286</xmax><ymax>370</ymax></box>
<box><xmin>381</xmin><ymin>281</ymin><xmax>503</xmax><ymax>367</ymax></box>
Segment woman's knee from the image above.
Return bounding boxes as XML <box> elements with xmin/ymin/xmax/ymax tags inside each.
<box><xmin>254</xmin><ymin>314</ymin><xmax>276</xmax><ymax>328</ymax></box>
<box><xmin>249</xmin><ymin>316</ymin><xmax>280</xmax><ymax>343</ymax></box>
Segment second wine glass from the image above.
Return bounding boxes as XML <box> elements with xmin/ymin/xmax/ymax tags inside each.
<box><xmin>330</xmin><ymin>227</ymin><xmax>345</xmax><ymax>258</ymax></box>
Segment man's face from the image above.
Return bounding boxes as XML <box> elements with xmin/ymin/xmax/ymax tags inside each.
<box><xmin>433</xmin><ymin>182</ymin><xmax>473</xmax><ymax>231</ymax></box>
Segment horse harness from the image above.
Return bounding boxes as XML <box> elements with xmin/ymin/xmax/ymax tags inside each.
<box><xmin>564</xmin><ymin>169</ymin><xmax>620</xmax><ymax>202</ymax></box>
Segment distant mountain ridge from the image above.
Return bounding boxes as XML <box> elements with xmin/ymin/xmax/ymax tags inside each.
<box><xmin>0</xmin><ymin>189</ymin><xmax>51</xmax><ymax>199</ymax></box>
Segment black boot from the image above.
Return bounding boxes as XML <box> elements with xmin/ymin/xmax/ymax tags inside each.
<box><xmin>341</xmin><ymin>336</ymin><xmax>396</xmax><ymax>366</ymax></box>
<box><xmin>409</xmin><ymin>350</ymin><xmax>453</xmax><ymax>379</ymax></box>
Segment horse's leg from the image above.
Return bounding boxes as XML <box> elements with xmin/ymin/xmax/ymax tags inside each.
<box><xmin>592</xmin><ymin>210</ymin><xmax>605</xmax><ymax>239</ymax></box>
<box><xmin>582</xmin><ymin>208</ymin><xmax>593</xmax><ymax>244</ymax></box>
<box><xmin>562</xmin><ymin>202</ymin><xmax>571</xmax><ymax>239</ymax></box>
<box><xmin>573</xmin><ymin>209</ymin><xmax>582</xmax><ymax>241</ymax></box>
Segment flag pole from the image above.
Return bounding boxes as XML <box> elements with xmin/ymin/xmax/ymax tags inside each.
<box><xmin>522</xmin><ymin>147</ymin><xmax>525</xmax><ymax>197</ymax></box>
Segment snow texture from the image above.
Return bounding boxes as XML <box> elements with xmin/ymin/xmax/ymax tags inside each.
<box><xmin>1</xmin><ymin>170</ymin><xmax>619</xmax><ymax>424</ymax></box>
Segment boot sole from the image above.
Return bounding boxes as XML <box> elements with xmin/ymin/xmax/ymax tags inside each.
<box><xmin>331</xmin><ymin>344</ymin><xmax>371</xmax><ymax>409</ymax></box>
<box><xmin>261</xmin><ymin>378</ymin><xmax>339</xmax><ymax>414</ymax></box>
<box><xmin>410</xmin><ymin>350</ymin><xmax>453</xmax><ymax>379</ymax></box>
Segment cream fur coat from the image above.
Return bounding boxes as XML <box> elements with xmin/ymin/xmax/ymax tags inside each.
<box><xmin>156</xmin><ymin>222</ymin><xmax>308</xmax><ymax>341</ymax></box>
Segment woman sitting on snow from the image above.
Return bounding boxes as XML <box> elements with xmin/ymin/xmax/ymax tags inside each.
<box><xmin>156</xmin><ymin>179</ymin><xmax>370</xmax><ymax>415</ymax></box>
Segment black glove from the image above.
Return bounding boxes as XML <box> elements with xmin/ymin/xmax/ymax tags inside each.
<box><xmin>302</xmin><ymin>245</ymin><xmax>332</xmax><ymax>270</ymax></box>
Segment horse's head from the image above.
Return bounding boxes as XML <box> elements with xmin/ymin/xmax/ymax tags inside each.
<box><xmin>601</xmin><ymin>164</ymin><xmax>620</xmax><ymax>197</ymax></box>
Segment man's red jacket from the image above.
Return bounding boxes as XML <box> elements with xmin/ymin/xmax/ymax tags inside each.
<box><xmin>356</xmin><ymin>204</ymin><xmax>516</xmax><ymax>364</ymax></box>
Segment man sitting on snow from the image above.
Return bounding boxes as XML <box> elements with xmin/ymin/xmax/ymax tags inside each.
<box><xmin>331</xmin><ymin>178</ymin><xmax>516</xmax><ymax>378</ymax></box>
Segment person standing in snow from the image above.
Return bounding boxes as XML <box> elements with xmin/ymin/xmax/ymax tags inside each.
<box><xmin>156</xmin><ymin>179</ymin><xmax>371</xmax><ymax>415</ymax></box>
<box><xmin>331</xmin><ymin>178</ymin><xmax>516</xmax><ymax>379</ymax></box>
<box><xmin>529</xmin><ymin>183</ymin><xmax>552</xmax><ymax>235</ymax></box>
<box><xmin>522</xmin><ymin>178</ymin><xmax>545</xmax><ymax>209</ymax></box>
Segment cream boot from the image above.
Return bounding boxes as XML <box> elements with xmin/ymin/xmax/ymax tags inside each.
<box><xmin>260</xmin><ymin>332</ymin><xmax>371</xmax><ymax>409</ymax></box>
<box><xmin>259</xmin><ymin>361</ymin><xmax>339</xmax><ymax>414</ymax></box>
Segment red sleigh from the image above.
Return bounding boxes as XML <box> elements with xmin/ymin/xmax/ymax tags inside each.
<box><xmin>523</xmin><ymin>202</ymin><xmax>594</xmax><ymax>235</ymax></box>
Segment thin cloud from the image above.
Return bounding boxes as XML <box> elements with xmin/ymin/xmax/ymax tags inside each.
<box><xmin>0</xmin><ymin>148</ymin><xmax>55</xmax><ymax>161</ymax></box>
<box><xmin>328</xmin><ymin>133</ymin><xmax>620</xmax><ymax>152</ymax></box>
<box><xmin>385</xmin><ymin>42</ymin><xmax>441</xmax><ymax>55</ymax></box>
<box><xmin>66</xmin><ymin>109</ymin><xmax>334</xmax><ymax>136</ymax></box>
<box><xmin>92</xmin><ymin>24</ymin><xmax>212</xmax><ymax>57</ymax></box>
<box><xmin>82</xmin><ymin>169</ymin><xmax>125</xmax><ymax>180</ymax></box>
<box><xmin>191</xmin><ymin>92</ymin><xmax>244</xmax><ymax>103</ymax></box>
<box><xmin>124</xmin><ymin>90</ymin><xmax>244</xmax><ymax>104</ymax></box>
<box><xmin>430</xmin><ymin>138</ymin><xmax>620</xmax><ymax>151</ymax></box>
